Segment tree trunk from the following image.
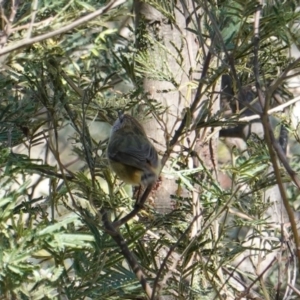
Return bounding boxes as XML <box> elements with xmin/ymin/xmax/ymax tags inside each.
<box><xmin>134</xmin><ymin>1</ymin><xmax>217</xmax><ymax>212</ymax></box>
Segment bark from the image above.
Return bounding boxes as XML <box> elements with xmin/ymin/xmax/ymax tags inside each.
<box><xmin>134</xmin><ymin>2</ymin><xmax>218</xmax><ymax>299</ymax></box>
<box><xmin>134</xmin><ymin>1</ymin><xmax>210</xmax><ymax>212</ymax></box>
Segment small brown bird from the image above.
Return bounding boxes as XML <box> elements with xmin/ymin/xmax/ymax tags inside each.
<box><xmin>107</xmin><ymin>112</ymin><xmax>160</xmax><ymax>186</ymax></box>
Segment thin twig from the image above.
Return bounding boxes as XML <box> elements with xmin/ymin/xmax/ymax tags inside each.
<box><xmin>150</xmin><ymin>215</ymin><xmax>200</xmax><ymax>300</ymax></box>
<box><xmin>267</xmin><ymin>57</ymin><xmax>300</xmax><ymax>99</ymax></box>
<box><xmin>236</xmin><ymin>258</ymin><xmax>276</xmax><ymax>300</ymax></box>
<box><xmin>30</xmin><ymin>167</ymin><xmax>74</xmax><ymax>180</ymax></box>
<box><xmin>27</xmin><ymin>0</ymin><xmax>38</xmax><ymax>39</ymax></box>
<box><xmin>163</xmin><ymin>50</ymin><xmax>212</xmax><ymax>165</ymax></box>
<box><xmin>11</xmin><ymin>17</ymin><xmax>54</xmax><ymax>32</ymax></box>
<box><xmin>216</xmin><ymin>257</ymin><xmax>249</xmax><ymax>300</ymax></box>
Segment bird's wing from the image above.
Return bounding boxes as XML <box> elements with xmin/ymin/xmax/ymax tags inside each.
<box><xmin>108</xmin><ymin>140</ymin><xmax>158</xmax><ymax>170</ymax></box>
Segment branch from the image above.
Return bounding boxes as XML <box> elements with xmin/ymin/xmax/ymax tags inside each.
<box><xmin>239</xmin><ymin>95</ymin><xmax>300</xmax><ymax>122</ymax></box>
<box><xmin>0</xmin><ymin>0</ymin><xmax>126</xmax><ymax>56</ymax></box>
<box><xmin>288</xmin><ymin>283</ymin><xmax>300</xmax><ymax>297</ymax></box>
<box><xmin>112</xmin><ymin>185</ymin><xmax>153</xmax><ymax>228</ymax></box>
<box><xmin>101</xmin><ymin>208</ymin><xmax>153</xmax><ymax>299</ymax></box>
<box><xmin>252</xmin><ymin>3</ymin><xmax>300</xmax><ymax>271</ymax></box>
<box><xmin>30</xmin><ymin>167</ymin><xmax>74</xmax><ymax>180</ymax></box>
<box><xmin>0</xmin><ymin>0</ymin><xmax>19</xmax><ymax>48</ymax></box>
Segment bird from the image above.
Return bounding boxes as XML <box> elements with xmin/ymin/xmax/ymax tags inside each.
<box><xmin>107</xmin><ymin>112</ymin><xmax>160</xmax><ymax>187</ymax></box>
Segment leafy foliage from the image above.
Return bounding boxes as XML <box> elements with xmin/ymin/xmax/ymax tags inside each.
<box><xmin>0</xmin><ymin>0</ymin><xmax>300</xmax><ymax>299</ymax></box>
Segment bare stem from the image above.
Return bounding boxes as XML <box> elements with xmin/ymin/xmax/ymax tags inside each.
<box><xmin>252</xmin><ymin>3</ymin><xmax>300</xmax><ymax>271</ymax></box>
